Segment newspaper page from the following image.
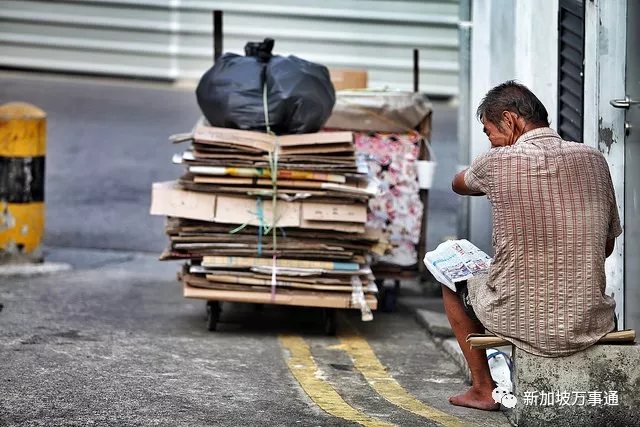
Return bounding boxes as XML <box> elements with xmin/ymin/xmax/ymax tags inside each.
<box><xmin>423</xmin><ymin>239</ymin><xmax>492</xmax><ymax>292</ymax></box>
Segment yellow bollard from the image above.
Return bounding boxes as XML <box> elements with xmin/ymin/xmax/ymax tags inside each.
<box><xmin>0</xmin><ymin>102</ymin><xmax>46</xmax><ymax>263</ymax></box>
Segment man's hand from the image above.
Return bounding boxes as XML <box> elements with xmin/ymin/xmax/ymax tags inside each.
<box><xmin>452</xmin><ymin>169</ymin><xmax>485</xmax><ymax>196</ymax></box>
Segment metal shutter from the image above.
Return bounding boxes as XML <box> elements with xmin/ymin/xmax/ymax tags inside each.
<box><xmin>557</xmin><ymin>0</ymin><xmax>585</xmax><ymax>142</ymax></box>
<box><xmin>0</xmin><ymin>0</ymin><xmax>460</xmax><ymax>96</ymax></box>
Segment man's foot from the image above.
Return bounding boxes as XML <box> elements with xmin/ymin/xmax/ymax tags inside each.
<box><xmin>449</xmin><ymin>387</ymin><xmax>501</xmax><ymax>411</ymax></box>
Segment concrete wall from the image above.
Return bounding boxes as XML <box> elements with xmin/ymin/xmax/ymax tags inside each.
<box><xmin>583</xmin><ymin>0</ymin><xmax>627</xmax><ymax>327</ymax></box>
<box><xmin>466</xmin><ymin>0</ymin><xmax>558</xmax><ymax>254</ymax></box>
<box><xmin>465</xmin><ymin>0</ymin><xmax>627</xmax><ymax>328</ymax></box>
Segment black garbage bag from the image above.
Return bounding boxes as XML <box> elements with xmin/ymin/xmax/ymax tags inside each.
<box><xmin>196</xmin><ymin>38</ymin><xmax>335</xmax><ymax>134</ymax></box>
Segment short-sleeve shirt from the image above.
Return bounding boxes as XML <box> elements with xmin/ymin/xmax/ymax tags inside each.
<box><xmin>464</xmin><ymin>127</ymin><xmax>622</xmax><ymax>357</ymax></box>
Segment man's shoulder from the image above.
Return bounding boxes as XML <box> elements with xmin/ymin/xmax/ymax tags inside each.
<box><xmin>558</xmin><ymin>139</ymin><xmax>608</xmax><ymax>161</ymax></box>
<box><xmin>469</xmin><ymin>149</ymin><xmax>500</xmax><ymax>168</ymax></box>
<box><xmin>475</xmin><ymin>146</ymin><xmax>513</xmax><ymax>159</ymax></box>
<box><xmin>560</xmin><ymin>138</ymin><xmax>600</xmax><ymax>151</ymax></box>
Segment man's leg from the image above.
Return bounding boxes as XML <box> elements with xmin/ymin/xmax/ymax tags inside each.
<box><xmin>441</xmin><ymin>284</ymin><xmax>499</xmax><ymax>410</ymax></box>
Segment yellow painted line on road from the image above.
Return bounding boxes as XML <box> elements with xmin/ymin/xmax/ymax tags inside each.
<box><xmin>279</xmin><ymin>335</ymin><xmax>393</xmax><ymax>427</ymax></box>
<box><xmin>337</xmin><ymin>318</ymin><xmax>474</xmax><ymax>427</ymax></box>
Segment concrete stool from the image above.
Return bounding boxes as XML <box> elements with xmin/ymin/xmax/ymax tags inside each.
<box><xmin>466</xmin><ymin>331</ymin><xmax>638</xmax><ymax>426</ymax></box>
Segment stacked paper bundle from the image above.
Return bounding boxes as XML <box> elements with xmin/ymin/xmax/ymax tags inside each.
<box><xmin>151</xmin><ymin>125</ymin><xmax>390</xmax><ymax>319</ymax></box>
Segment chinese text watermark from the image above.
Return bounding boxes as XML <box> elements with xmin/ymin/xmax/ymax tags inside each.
<box><xmin>521</xmin><ymin>391</ymin><xmax>619</xmax><ymax>406</ymax></box>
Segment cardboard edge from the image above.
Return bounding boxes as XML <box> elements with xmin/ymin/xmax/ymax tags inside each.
<box><xmin>183</xmin><ymin>281</ymin><xmax>377</xmax><ymax>310</ymax></box>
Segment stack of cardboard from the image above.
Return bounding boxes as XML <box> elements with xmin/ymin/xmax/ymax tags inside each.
<box><xmin>151</xmin><ymin>125</ymin><xmax>388</xmax><ymax>315</ymax></box>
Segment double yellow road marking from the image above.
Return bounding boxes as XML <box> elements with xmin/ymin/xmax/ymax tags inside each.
<box><xmin>337</xmin><ymin>321</ymin><xmax>470</xmax><ymax>427</ymax></box>
<box><xmin>280</xmin><ymin>317</ymin><xmax>472</xmax><ymax>427</ymax></box>
<box><xmin>280</xmin><ymin>335</ymin><xmax>393</xmax><ymax>427</ymax></box>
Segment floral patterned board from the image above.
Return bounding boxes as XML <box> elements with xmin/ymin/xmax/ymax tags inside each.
<box><xmin>354</xmin><ymin>132</ymin><xmax>424</xmax><ymax>267</ymax></box>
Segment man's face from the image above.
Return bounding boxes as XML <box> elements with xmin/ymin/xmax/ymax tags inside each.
<box><xmin>482</xmin><ymin>117</ymin><xmax>511</xmax><ymax>148</ymax></box>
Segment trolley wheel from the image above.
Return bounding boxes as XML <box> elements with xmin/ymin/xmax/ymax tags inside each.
<box><xmin>378</xmin><ymin>280</ymin><xmax>400</xmax><ymax>313</ymax></box>
<box><xmin>383</xmin><ymin>288</ymin><xmax>396</xmax><ymax>312</ymax></box>
<box><xmin>206</xmin><ymin>300</ymin><xmax>221</xmax><ymax>332</ymax></box>
<box><xmin>322</xmin><ymin>308</ymin><xmax>337</xmax><ymax>336</ymax></box>
<box><xmin>375</xmin><ymin>279</ymin><xmax>386</xmax><ymax>309</ymax></box>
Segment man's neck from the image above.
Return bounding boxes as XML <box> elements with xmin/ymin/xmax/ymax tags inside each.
<box><xmin>521</xmin><ymin>123</ymin><xmax>547</xmax><ymax>135</ymax></box>
<box><xmin>511</xmin><ymin>123</ymin><xmax>547</xmax><ymax>144</ymax></box>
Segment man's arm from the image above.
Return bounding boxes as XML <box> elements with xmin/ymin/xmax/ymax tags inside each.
<box><xmin>605</xmin><ymin>238</ymin><xmax>616</xmax><ymax>258</ymax></box>
<box><xmin>452</xmin><ymin>169</ymin><xmax>486</xmax><ymax>196</ymax></box>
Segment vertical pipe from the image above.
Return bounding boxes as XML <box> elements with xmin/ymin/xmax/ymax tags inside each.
<box><xmin>213</xmin><ymin>10</ymin><xmax>223</xmax><ymax>62</ymax></box>
<box><xmin>413</xmin><ymin>49</ymin><xmax>419</xmax><ymax>92</ymax></box>
<box><xmin>414</xmin><ymin>48</ymin><xmax>430</xmax><ymax>280</ymax></box>
<box><xmin>457</xmin><ymin>0</ymin><xmax>472</xmax><ymax>239</ymax></box>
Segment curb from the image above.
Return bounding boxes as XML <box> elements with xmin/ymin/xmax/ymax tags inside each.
<box><xmin>414</xmin><ymin>308</ymin><xmax>454</xmax><ymax>337</ymax></box>
<box><xmin>397</xmin><ymin>298</ymin><xmax>472</xmax><ymax>384</ymax></box>
<box><xmin>402</xmin><ymin>301</ymin><xmax>514</xmax><ymax>389</ymax></box>
<box><xmin>440</xmin><ymin>337</ymin><xmax>472</xmax><ymax>384</ymax></box>
<box><xmin>0</xmin><ymin>262</ymin><xmax>73</xmax><ymax>278</ymax></box>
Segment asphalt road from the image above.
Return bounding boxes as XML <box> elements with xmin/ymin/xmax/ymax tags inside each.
<box><xmin>0</xmin><ymin>253</ymin><xmax>509</xmax><ymax>426</ymax></box>
<box><xmin>0</xmin><ymin>71</ymin><xmax>460</xmax><ymax>256</ymax></box>
<box><xmin>0</xmin><ymin>71</ymin><xmax>508</xmax><ymax>427</ymax></box>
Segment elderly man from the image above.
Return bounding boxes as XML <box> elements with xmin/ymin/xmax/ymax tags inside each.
<box><xmin>446</xmin><ymin>81</ymin><xmax>621</xmax><ymax>410</ymax></box>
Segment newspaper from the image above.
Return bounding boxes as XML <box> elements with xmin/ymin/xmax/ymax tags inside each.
<box><xmin>423</xmin><ymin>239</ymin><xmax>492</xmax><ymax>292</ymax></box>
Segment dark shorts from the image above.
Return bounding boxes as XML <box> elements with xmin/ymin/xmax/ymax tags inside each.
<box><xmin>457</xmin><ymin>280</ymin><xmax>483</xmax><ymax>327</ymax></box>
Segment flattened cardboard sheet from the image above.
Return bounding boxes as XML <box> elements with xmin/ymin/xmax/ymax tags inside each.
<box><xmin>193</xmin><ymin>126</ymin><xmax>353</xmax><ymax>154</ymax></box>
<box><xmin>151</xmin><ymin>181</ymin><xmax>368</xmax><ymax>231</ymax></box>
<box><xmin>183</xmin><ymin>278</ymin><xmax>378</xmax><ymax>310</ymax></box>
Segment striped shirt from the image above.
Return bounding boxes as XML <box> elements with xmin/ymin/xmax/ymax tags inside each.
<box><xmin>465</xmin><ymin>127</ymin><xmax>622</xmax><ymax>357</ymax></box>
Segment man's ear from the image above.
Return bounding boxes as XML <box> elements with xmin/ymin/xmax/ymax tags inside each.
<box><xmin>501</xmin><ymin>111</ymin><xmax>514</xmax><ymax>131</ymax></box>
<box><xmin>502</xmin><ymin>111</ymin><xmax>521</xmax><ymax>132</ymax></box>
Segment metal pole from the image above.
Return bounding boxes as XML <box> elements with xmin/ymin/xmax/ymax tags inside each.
<box><xmin>413</xmin><ymin>49</ymin><xmax>419</xmax><ymax>92</ymax></box>
<box><xmin>413</xmin><ymin>48</ymin><xmax>430</xmax><ymax>280</ymax></box>
<box><xmin>213</xmin><ymin>10</ymin><xmax>223</xmax><ymax>62</ymax></box>
<box><xmin>457</xmin><ymin>0</ymin><xmax>472</xmax><ymax>239</ymax></box>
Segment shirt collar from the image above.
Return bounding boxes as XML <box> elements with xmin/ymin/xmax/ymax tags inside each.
<box><xmin>514</xmin><ymin>127</ymin><xmax>561</xmax><ymax>145</ymax></box>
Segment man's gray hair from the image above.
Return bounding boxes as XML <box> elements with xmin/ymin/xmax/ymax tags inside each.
<box><xmin>476</xmin><ymin>80</ymin><xmax>550</xmax><ymax>128</ymax></box>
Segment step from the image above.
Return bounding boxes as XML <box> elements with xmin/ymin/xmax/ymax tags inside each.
<box><xmin>510</xmin><ymin>343</ymin><xmax>640</xmax><ymax>426</ymax></box>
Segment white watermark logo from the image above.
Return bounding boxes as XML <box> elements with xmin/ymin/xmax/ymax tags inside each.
<box><xmin>492</xmin><ymin>386</ymin><xmax>518</xmax><ymax>408</ymax></box>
